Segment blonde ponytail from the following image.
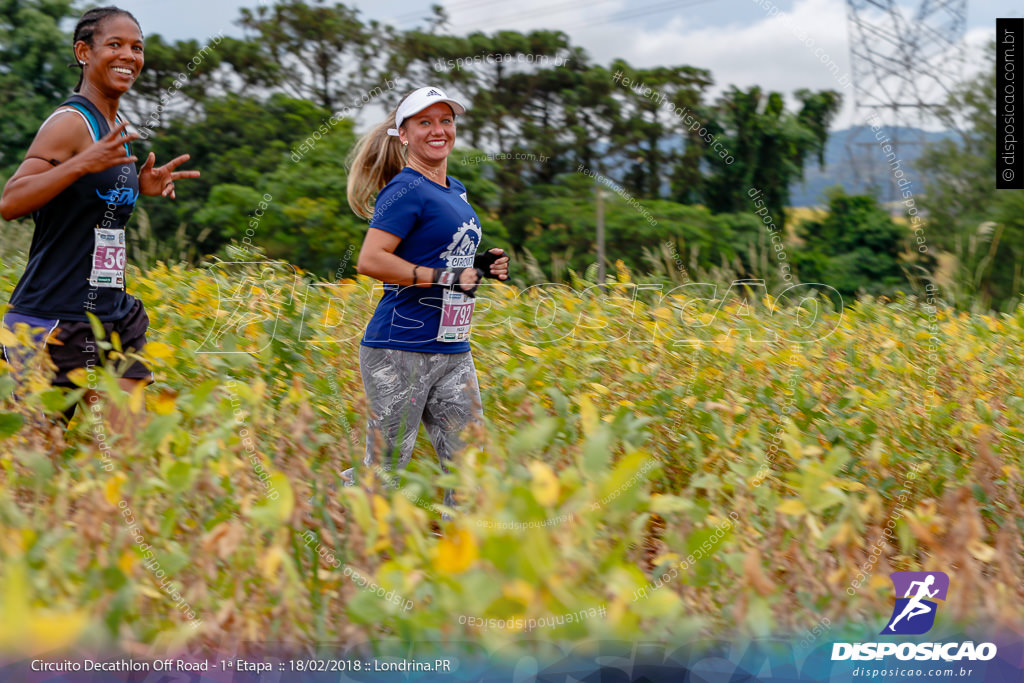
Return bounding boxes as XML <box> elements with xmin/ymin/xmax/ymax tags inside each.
<box><xmin>347</xmin><ymin>105</ymin><xmax>407</xmax><ymax>220</ymax></box>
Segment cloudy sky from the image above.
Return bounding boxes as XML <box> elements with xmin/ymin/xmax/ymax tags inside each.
<box><xmin>127</xmin><ymin>0</ymin><xmax>1017</xmax><ymax>130</ymax></box>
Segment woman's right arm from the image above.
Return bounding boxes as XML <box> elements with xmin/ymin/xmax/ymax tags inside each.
<box><xmin>357</xmin><ymin>227</ymin><xmax>479</xmax><ymax>290</ymax></box>
<box><xmin>357</xmin><ymin>228</ymin><xmax>432</xmax><ymax>287</ymax></box>
<box><xmin>0</xmin><ymin>115</ymin><xmax>138</xmax><ymax>221</ymax></box>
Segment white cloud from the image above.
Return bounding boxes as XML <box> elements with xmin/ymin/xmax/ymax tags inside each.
<box><xmin>575</xmin><ymin>0</ymin><xmax>859</xmax><ymax>125</ymax></box>
<box><xmin>441</xmin><ymin>0</ymin><xmax>858</xmax><ymax>123</ymax></box>
<box><xmin>135</xmin><ymin>0</ymin><xmax>1002</xmax><ymax>135</ymax></box>
<box><xmin>554</xmin><ymin>0</ymin><xmax>992</xmax><ymax>132</ymax></box>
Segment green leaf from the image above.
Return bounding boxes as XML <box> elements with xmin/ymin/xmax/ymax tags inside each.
<box><xmin>896</xmin><ymin>518</ymin><xmax>915</xmax><ymax>553</ymax></box>
<box><xmin>141</xmin><ymin>413</ymin><xmax>180</xmax><ymax>449</ymax></box>
<box><xmin>0</xmin><ymin>412</ymin><xmax>25</xmax><ymax>439</ymax></box>
<box><xmin>40</xmin><ymin>388</ymin><xmax>81</xmax><ymax>413</ymax></box>
<box><xmin>600</xmin><ymin>449</ymin><xmax>654</xmax><ymax>499</ymax></box>
<box><xmin>0</xmin><ymin>376</ymin><xmax>16</xmax><ymax>401</ymax></box>
<box><xmin>649</xmin><ymin>495</ymin><xmax>694</xmax><ymax>514</ymax></box>
<box><xmin>684</xmin><ymin>523</ymin><xmax>732</xmax><ymax>567</ymax></box>
<box><xmin>483</xmin><ymin>596</ymin><xmax>528</xmax><ymax>619</ymax></box>
<box><xmin>248</xmin><ymin>473</ymin><xmax>294</xmax><ymax>528</ymax></box>
<box><xmin>159</xmin><ymin>507</ymin><xmax>178</xmax><ymax>537</ymax></box>
<box><xmin>188</xmin><ymin>378</ymin><xmax>221</xmax><ymax>412</ymax></box>
<box><xmin>581</xmin><ymin>425</ymin><xmax>612</xmax><ymax>477</ymax></box>
<box><xmin>160</xmin><ymin>547</ymin><xmax>190</xmax><ymax>575</ymax></box>
<box><xmin>85</xmin><ymin>311</ymin><xmax>106</xmax><ymax>342</ymax></box>
<box><xmin>745</xmin><ymin>595</ymin><xmax>775</xmax><ymax>638</ymax></box>
<box><xmin>165</xmin><ymin>462</ymin><xmax>193</xmax><ymax>493</ymax></box>
<box><xmin>506</xmin><ymin>417</ymin><xmax>559</xmax><ymax>456</ymax></box>
<box><xmin>346</xmin><ymin>587</ymin><xmax>388</xmax><ymax>625</ymax></box>
<box><xmin>102</xmin><ymin>566</ymin><xmax>127</xmax><ymax>590</ymax></box>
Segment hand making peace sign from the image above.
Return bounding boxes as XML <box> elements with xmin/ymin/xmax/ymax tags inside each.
<box><xmin>138</xmin><ymin>151</ymin><xmax>200</xmax><ymax>199</ymax></box>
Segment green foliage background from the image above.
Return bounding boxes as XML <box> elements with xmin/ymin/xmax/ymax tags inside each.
<box><xmin>0</xmin><ymin>0</ymin><xmax>944</xmax><ymax>303</ymax></box>
<box><xmin>0</xmin><ymin>259</ymin><xmax>1021</xmax><ymax>655</ymax></box>
<box><xmin>1</xmin><ymin>0</ymin><xmax>1023</xmax><ymax>661</ymax></box>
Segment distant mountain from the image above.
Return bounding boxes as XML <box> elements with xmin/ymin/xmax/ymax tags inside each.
<box><xmin>791</xmin><ymin>125</ymin><xmax>956</xmax><ymax>207</ymax></box>
<box><xmin>564</xmin><ymin>124</ymin><xmax>954</xmax><ymax>210</ymax></box>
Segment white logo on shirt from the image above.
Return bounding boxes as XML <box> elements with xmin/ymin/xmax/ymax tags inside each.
<box><xmin>460</xmin><ymin>192</ymin><xmax>469</xmax><ymax>204</ymax></box>
<box><xmin>441</xmin><ymin>218</ymin><xmax>481</xmax><ymax>268</ymax></box>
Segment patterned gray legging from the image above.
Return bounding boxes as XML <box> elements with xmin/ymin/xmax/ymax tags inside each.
<box><xmin>358</xmin><ymin>346</ymin><xmax>483</xmax><ymax>509</ymax></box>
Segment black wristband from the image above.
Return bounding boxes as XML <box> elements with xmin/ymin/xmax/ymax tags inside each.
<box><xmin>433</xmin><ymin>266</ymin><xmax>461</xmax><ymax>287</ymax></box>
<box><xmin>473</xmin><ymin>249</ymin><xmax>505</xmax><ymax>278</ymax></box>
<box><xmin>432</xmin><ymin>266</ymin><xmax>483</xmax><ymax>297</ymax></box>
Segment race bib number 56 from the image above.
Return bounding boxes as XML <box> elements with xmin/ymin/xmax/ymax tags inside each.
<box><xmin>90</xmin><ymin>227</ymin><xmax>126</xmax><ymax>288</ymax></box>
<box><xmin>437</xmin><ymin>288</ymin><xmax>475</xmax><ymax>342</ymax></box>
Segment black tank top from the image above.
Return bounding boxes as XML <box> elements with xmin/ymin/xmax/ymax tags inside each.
<box><xmin>9</xmin><ymin>94</ymin><xmax>139</xmax><ymax>322</ymax></box>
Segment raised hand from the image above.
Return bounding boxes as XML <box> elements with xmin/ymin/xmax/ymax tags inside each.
<box><xmin>474</xmin><ymin>247</ymin><xmax>510</xmax><ymax>280</ymax></box>
<box><xmin>74</xmin><ymin>121</ymin><xmax>139</xmax><ymax>175</ymax></box>
<box><xmin>138</xmin><ymin>152</ymin><xmax>200</xmax><ymax>199</ymax></box>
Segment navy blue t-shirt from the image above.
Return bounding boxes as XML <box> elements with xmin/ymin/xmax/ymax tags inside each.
<box><xmin>362</xmin><ymin>168</ymin><xmax>482</xmax><ymax>353</ymax></box>
<box><xmin>9</xmin><ymin>94</ymin><xmax>138</xmax><ymax>322</ymax></box>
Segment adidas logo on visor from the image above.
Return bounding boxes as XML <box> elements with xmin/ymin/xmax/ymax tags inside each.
<box><xmin>426</xmin><ymin>89</ymin><xmax>442</xmax><ymax>97</ymax></box>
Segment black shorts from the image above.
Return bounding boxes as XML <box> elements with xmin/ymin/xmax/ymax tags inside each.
<box><xmin>3</xmin><ymin>299</ymin><xmax>153</xmax><ymax>388</ymax></box>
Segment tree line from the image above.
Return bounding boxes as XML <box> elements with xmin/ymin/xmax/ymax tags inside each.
<box><xmin>2</xmin><ymin>0</ymin><xmax>1014</xmax><ymax>309</ymax></box>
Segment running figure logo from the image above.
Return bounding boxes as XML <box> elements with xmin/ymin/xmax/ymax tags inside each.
<box><xmin>882</xmin><ymin>572</ymin><xmax>949</xmax><ymax>635</ymax></box>
<box><xmin>95</xmin><ymin>186</ymin><xmax>139</xmax><ymax>206</ymax></box>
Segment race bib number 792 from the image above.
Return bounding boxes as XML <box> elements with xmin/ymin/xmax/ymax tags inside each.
<box><xmin>437</xmin><ymin>288</ymin><xmax>475</xmax><ymax>342</ymax></box>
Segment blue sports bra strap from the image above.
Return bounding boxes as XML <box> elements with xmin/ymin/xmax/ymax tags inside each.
<box><xmin>113</xmin><ymin>114</ymin><xmax>131</xmax><ymax>156</ymax></box>
<box><xmin>63</xmin><ymin>98</ymin><xmax>131</xmax><ymax>155</ymax></box>
<box><xmin>64</xmin><ymin>102</ymin><xmax>100</xmax><ymax>142</ymax></box>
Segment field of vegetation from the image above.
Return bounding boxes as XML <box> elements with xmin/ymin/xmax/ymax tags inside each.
<box><xmin>1</xmin><ymin>257</ymin><xmax>1022</xmax><ymax>660</ymax></box>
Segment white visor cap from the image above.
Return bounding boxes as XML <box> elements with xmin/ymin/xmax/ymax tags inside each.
<box><xmin>387</xmin><ymin>86</ymin><xmax>467</xmax><ymax>136</ymax></box>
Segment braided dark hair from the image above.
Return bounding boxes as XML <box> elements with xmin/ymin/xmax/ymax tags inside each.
<box><xmin>70</xmin><ymin>6</ymin><xmax>142</xmax><ymax>93</ymax></box>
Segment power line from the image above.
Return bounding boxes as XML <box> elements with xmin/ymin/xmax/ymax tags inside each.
<box><xmin>394</xmin><ymin>0</ymin><xmax>717</xmax><ymax>35</ymax></box>
<box><xmin>390</xmin><ymin>0</ymin><xmax>498</xmax><ymax>27</ymax></box>
<box><xmin>447</xmin><ymin>0</ymin><xmax>623</xmax><ymax>32</ymax></box>
<box><xmin>446</xmin><ymin>0</ymin><xmax>716</xmax><ymax>34</ymax></box>
<box><xmin>567</xmin><ymin>0</ymin><xmax>715</xmax><ymax>31</ymax></box>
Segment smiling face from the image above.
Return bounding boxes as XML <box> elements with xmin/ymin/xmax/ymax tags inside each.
<box><xmin>399</xmin><ymin>102</ymin><xmax>457</xmax><ymax>167</ymax></box>
<box><xmin>75</xmin><ymin>14</ymin><xmax>144</xmax><ymax>96</ymax></box>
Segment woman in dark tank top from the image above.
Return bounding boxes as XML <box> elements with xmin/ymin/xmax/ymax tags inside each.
<box><xmin>0</xmin><ymin>6</ymin><xmax>199</xmax><ymax>432</ymax></box>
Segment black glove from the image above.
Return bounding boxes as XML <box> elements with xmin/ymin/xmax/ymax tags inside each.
<box><xmin>433</xmin><ymin>266</ymin><xmax>484</xmax><ymax>297</ymax></box>
<box><xmin>474</xmin><ymin>249</ymin><xmax>506</xmax><ymax>278</ymax></box>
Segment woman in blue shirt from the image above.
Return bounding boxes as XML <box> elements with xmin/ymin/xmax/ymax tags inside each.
<box><xmin>347</xmin><ymin>86</ymin><xmax>509</xmax><ymax>512</ymax></box>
